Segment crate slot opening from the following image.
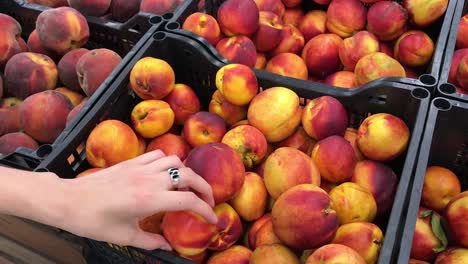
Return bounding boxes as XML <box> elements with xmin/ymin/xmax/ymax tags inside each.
<box><xmin>166</xmin><ymin>21</ymin><xmax>180</xmax><ymax>30</ymax></box>
<box><xmin>439</xmin><ymin>83</ymin><xmax>457</xmax><ymax>95</ymax></box>
<box><xmin>419</xmin><ymin>74</ymin><xmax>437</xmax><ymax>86</ymax></box>
<box><xmin>433</xmin><ymin>98</ymin><xmax>452</xmax><ymax>111</ymax></box>
<box><xmin>411</xmin><ymin>88</ymin><xmax>429</xmax><ymax>99</ymax></box>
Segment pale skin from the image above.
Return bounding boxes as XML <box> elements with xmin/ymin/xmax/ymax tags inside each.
<box><xmin>0</xmin><ymin>150</ymin><xmax>217</xmax><ymax>251</ymax></box>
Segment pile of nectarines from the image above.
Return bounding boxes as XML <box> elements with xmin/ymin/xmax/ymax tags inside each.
<box><xmin>448</xmin><ymin>13</ymin><xmax>468</xmax><ymax>94</ymax></box>
<box><xmin>78</xmin><ymin>57</ymin><xmax>414</xmax><ymax>264</ymax></box>
<box><xmin>182</xmin><ymin>0</ymin><xmax>448</xmax><ymax>88</ymax></box>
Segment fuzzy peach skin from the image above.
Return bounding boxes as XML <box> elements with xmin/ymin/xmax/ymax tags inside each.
<box><xmin>230</xmin><ymin>172</ymin><xmax>267</xmax><ymax>221</ymax></box>
<box><xmin>209</xmin><ymin>91</ymin><xmax>248</xmax><ymax>126</ymax></box>
<box><xmin>20</xmin><ymin>91</ymin><xmax>73</xmax><ymax>143</ymax></box>
<box><xmin>299</xmin><ymin>10</ymin><xmax>327</xmax><ymax>42</ymax></box>
<box><xmin>434</xmin><ymin>247</ymin><xmax>468</xmax><ymax>264</ymax></box>
<box><xmin>394</xmin><ymin>30</ymin><xmax>434</xmax><ymax>67</ymax></box>
<box><xmin>162</xmin><ymin>210</ymin><xmax>217</xmax><ymax>256</ymax></box>
<box><xmin>217</xmin><ymin>0</ymin><xmax>259</xmax><ymax>37</ymax></box>
<box><xmin>110</xmin><ymin>0</ymin><xmax>140</xmax><ymax>22</ymax></box>
<box><xmin>410</xmin><ymin>207</ymin><xmax>443</xmax><ymax>261</ymax></box>
<box><xmin>302</xmin><ymin>96</ymin><xmax>348</xmax><ymax>140</ymax></box>
<box><xmin>251</xmin><ymin>244</ymin><xmax>300</xmax><ymax>264</ymax></box>
<box><xmin>326</xmin><ymin>0</ymin><xmax>366</xmax><ymax>38</ymax></box>
<box><xmin>325</xmin><ymin>71</ymin><xmax>356</xmax><ymax>88</ymax></box>
<box><xmin>265</xmin><ymin>53</ymin><xmax>308</xmax><ymax>80</ymax></box>
<box><xmin>269</xmin><ymin>24</ymin><xmax>305</xmax><ymax>57</ymax></box>
<box><xmin>367</xmin><ymin>1</ymin><xmax>408</xmax><ymax>42</ymax></box>
<box><xmin>422</xmin><ymin>166</ymin><xmax>461</xmax><ymax>212</ymax></box>
<box><xmin>255</xmin><ymin>53</ymin><xmax>267</xmax><ymax>69</ymax></box>
<box><xmin>207</xmin><ymin>245</ymin><xmax>252</xmax><ymax>264</ymax></box>
<box><xmin>221</xmin><ymin>125</ymin><xmax>268</xmax><ymax>169</ymax></box>
<box><xmin>209</xmin><ymin>203</ymin><xmax>243</xmax><ymax>251</ymax></box>
<box><xmin>403</xmin><ymin>0</ymin><xmax>448</xmax><ymax>28</ymax></box>
<box><xmin>185</xmin><ymin>142</ymin><xmax>245</xmax><ymax>204</ymax></box>
<box><xmin>354</xmin><ymin>52</ymin><xmax>406</xmax><ymax>86</ymax></box>
<box><xmin>26</xmin><ymin>29</ymin><xmax>60</xmax><ymax>63</ymax></box>
<box><xmin>216</xmin><ymin>64</ymin><xmax>258</xmax><ymax>106</ymax></box>
<box><xmin>448</xmin><ymin>49</ymin><xmax>468</xmax><ymax>86</ymax></box>
<box><xmin>302</xmin><ymin>34</ymin><xmax>343</xmax><ymax>79</ymax></box>
<box><xmin>306</xmin><ymin>244</ymin><xmax>366</xmax><ymax>264</ymax></box>
<box><xmin>247</xmin><ymin>87</ymin><xmax>302</xmax><ymax>142</ymax></box>
<box><xmin>339</xmin><ymin>31</ymin><xmax>380</xmax><ymax>71</ymax></box>
<box><xmin>445</xmin><ymin>191</ymin><xmax>468</xmax><ymax>248</ymax></box>
<box><xmin>0</xmin><ymin>30</ymin><xmax>22</xmax><ymax>70</ymax></box>
<box><xmin>282</xmin><ymin>0</ymin><xmax>302</xmax><ymax>7</ymax></box>
<box><xmin>55</xmin><ymin>87</ymin><xmax>84</xmax><ymax>107</ymax></box>
<box><xmin>131</xmin><ymin>100</ymin><xmax>174</xmax><ymax>138</ymax></box>
<box><xmin>457</xmin><ymin>55</ymin><xmax>468</xmax><ymax>91</ymax></box>
<box><xmin>67</xmin><ymin>0</ymin><xmax>111</xmax><ymax>16</ymax></box>
<box><xmin>276</xmin><ymin>126</ymin><xmax>316</xmax><ymax>155</ymax></box>
<box><xmin>85</xmin><ymin>120</ymin><xmax>140</xmax><ymax>168</ymax></box>
<box><xmin>255</xmin><ymin>0</ymin><xmax>285</xmax><ymax>17</ymax></box>
<box><xmin>0</xmin><ymin>104</ymin><xmax>22</xmax><ymax>136</ymax></box>
<box><xmin>164</xmin><ymin>83</ymin><xmax>201</xmax><ymax>125</ymax></box>
<box><xmin>16</xmin><ymin>37</ymin><xmax>27</xmax><ymax>53</ymax></box>
<box><xmin>264</xmin><ymin>147</ymin><xmax>320</xmax><ymax>199</ymax></box>
<box><xmin>146</xmin><ymin>133</ymin><xmax>191</xmax><ymax>160</ymax></box>
<box><xmin>456</xmin><ymin>15</ymin><xmax>468</xmax><ymax>49</ymax></box>
<box><xmin>272</xmin><ymin>184</ymin><xmax>339</xmax><ymax>250</ymax></box>
<box><xmin>36</xmin><ymin>7</ymin><xmax>89</xmax><ymax>55</ymax></box>
<box><xmin>182</xmin><ymin>12</ymin><xmax>222</xmax><ymax>46</ymax></box>
<box><xmin>248</xmin><ymin>213</ymin><xmax>271</xmax><ymax>249</ymax></box>
<box><xmin>332</xmin><ymin>222</ymin><xmax>384</xmax><ymax>264</ymax></box>
<box><xmin>409</xmin><ymin>259</ymin><xmax>431</xmax><ymax>264</ymax></box>
<box><xmin>4</xmin><ymin>52</ymin><xmax>58</xmax><ymax>100</ymax></box>
<box><xmin>254</xmin><ymin>218</ymin><xmax>281</xmax><ymax>247</ymax></box>
<box><xmin>0</xmin><ymin>132</ymin><xmax>39</xmax><ymax>155</ymax></box>
<box><xmin>183</xmin><ymin>111</ymin><xmax>227</xmax><ymax>147</ymax></box>
<box><xmin>0</xmin><ymin>13</ymin><xmax>21</xmax><ymax>36</ymax></box>
<box><xmin>130</xmin><ymin>57</ymin><xmax>175</xmax><ymax>100</ymax></box>
<box><xmin>216</xmin><ymin>36</ymin><xmax>257</xmax><ymax>68</ymax></box>
<box><xmin>58</xmin><ymin>48</ymin><xmax>89</xmax><ymax>92</ymax></box>
<box><xmin>66</xmin><ymin>97</ymin><xmax>88</xmax><ymax>126</ymax></box>
<box><xmin>356</xmin><ymin>113</ymin><xmax>410</xmax><ymax>161</ymax></box>
<box><xmin>283</xmin><ymin>7</ymin><xmax>303</xmax><ymax>27</ymax></box>
<box><xmin>139</xmin><ymin>0</ymin><xmax>179</xmax><ymax>15</ymax></box>
<box><xmin>252</xmin><ymin>11</ymin><xmax>284</xmax><ymax>52</ymax></box>
<box><xmin>351</xmin><ymin>160</ymin><xmax>398</xmax><ymax>215</ymax></box>
<box><xmin>330</xmin><ymin>182</ymin><xmax>377</xmax><ymax>224</ymax></box>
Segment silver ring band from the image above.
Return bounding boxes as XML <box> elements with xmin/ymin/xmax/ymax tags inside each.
<box><xmin>168</xmin><ymin>167</ymin><xmax>180</xmax><ymax>187</ymax></box>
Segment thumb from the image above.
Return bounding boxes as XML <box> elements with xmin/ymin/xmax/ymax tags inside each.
<box><xmin>130</xmin><ymin>231</ymin><xmax>173</xmax><ymax>251</ymax></box>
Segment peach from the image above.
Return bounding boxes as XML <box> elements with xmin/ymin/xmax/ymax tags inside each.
<box><xmin>207</xmin><ymin>245</ymin><xmax>252</xmax><ymax>264</ymax></box>
<box><xmin>394</xmin><ymin>30</ymin><xmax>434</xmax><ymax>67</ymax></box>
<box><xmin>302</xmin><ymin>96</ymin><xmax>348</xmax><ymax>140</ymax></box>
<box><xmin>251</xmin><ymin>244</ymin><xmax>300</xmax><ymax>264</ymax></box>
<box><xmin>0</xmin><ymin>97</ymin><xmax>22</xmax><ymax>109</ymax></box>
<box><xmin>367</xmin><ymin>1</ymin><xmax>407</xmax><ymax>41</ymax></box>
<box><xmin>76</xmin><ymin>168</ymin><xmax>102</xmax><ymax>178</ymax></box>
<box><xmin>324</xmin><ymin>71</ymin><xmax>356</xmax><ymax>88</ymax></box>
<box><xmin>140</xmin><ymin>0</ymin><xmax>178</xmax><ymax>15</ymax></box>
<box><xmin>4</xmin><ymin>52</ymin><xmax>58</xmax><ymax>99</ymax></box>
<box><xmin>435</xmin><ymin>247</ymin><xmax>468</xmax><ymax>264</ymax></box>
<box><xmin>130</xmin><ymin>57</ymin><xmax>175</xmax><ymax>100</ymax></box>
<box><xmin>379</xmin><ymin>41</ymin><xmax>394</xmax><ymax>58</ymax></box>
<box><xmin>146</xmin><ymin>133</ymin><xmax>191</xmax><ymax>160</ymax></box>
<box><xmin>215</xmin><ymin>63</ymin><xmax>258</xmax><ymax>106</ymax></box>
<box><xmin>209</xmin><ymin>203</ymin><xmax>243</xmax><ymax>251</ymax></box>
<box><xmin>217</xmin><ymin>0</ymin><xmax>259</xmax><ymax>37</ymax></box>
<box><xmin>86</xmin><ymin>120</ymin><xmax>140</xmax><ymax>168</ymax></box>
<box><xmin>456</xmin><ymin>15</ymin><xmax>468</xmax><ymax>49</ymax></box>
<box><xmin>0</xmin><ymin>132</ymin><xmax>39</xmax><ymax>154</ymax></box>
<box><xmin>20</xmin><ymin>91</ymin><xmax>73</xmax><ymax>143</ymax></box>
<box><xmin>110</xmin><ymin>0</ymin><xmax>140</xmax><ymax>22</ymax></box>
<box><xmin>269</xmin><ymin>24</ymin><xmax>305</xmax><ymax>56</ymax></box>
<box><xmin>66</xmin><ymin>97</ymin><xmax>88</xmax><ymax>126</ymax></box>
<box><xmin>221</xmin><ymin>125</ymin><xmax>268</xmax><ymax>169</ymax></box>
<box><xmin>68</xmin><ymin>0</ymin><xmax>111</xmax><ymax>16</ymax></box>
<box><xmin>282</xmin><ymin>0</ymin><xmax>302</xmax><ymax>7</ymax></box>
<box><xmin>313</xmin><ymin>0</ymin><xmax>331</xmax><ymax>4</ymax></box>
<box><xmin>36</xmin><ymin>7</ymin><xmax>89</xmax><ymax>54</ymax></box>
<box><xmin>299</xmin><ymin>10</ymin><xmax>327</xmax><ymax>42</ymax></box>
<box><xmin>76</xmin><ymin>48</ymin><xmax>122</xmax><ymax>96</ymax></box>
<box><xmin>164</xmin><ymin>83</ymin><xmax>200</xmax><ymax>125</ymax></box>
<box><xmin>283</xmin><ymin>7</ymin><xmax>304</xmax><ymax>27</ymax></box>
<box><xmin>409</xmin><ymin>260</ymin><xmax>431</xmax><ymax>264</ymax></box>
<box><xmin>329</xmin><ymin>182</ymin><xmax>377</xmax><ymax>224</ymax></box>
<box><xmin>410</xmin><ymin>208</ymin><xmax>444</xmax><ymax>261</ymax></box>
<box><xmin>264</xmin><ymin>147</ymin><xmax>320</xmax><ymax>199</ymax></box>
<box><xmin>340</xmin><ymin>31</ymin><xmax>380</xmax><ymax>71</ymax></box>
<box><xmin>0</xmin><ymin>31</ymin><xmax>22</xmax><ymax>70</ymax></box>
<box><xmin>276</xmin><ymin>126</ymin><xmax>316</xmax><ymax>155</ymax></box>
<box><xmin>254</xmin><ymin>218</ymin><xmax>281</xmax><ymax>247</ymax></box>
<box><xmin>422</xmin><ymin>166</ymin><xmax>461</xmax><ymax>212</ymax></box>
<box><xmin>404</xmin><ymin>0</ymin><xmax>448</xmax><ymax>28</ymax></box>
<box><xmin>272</xmin><ymin>184</ymin><xmax>339</xmax><ymax>250</ymax></box>
<box><xmin>162</xmin><ymin>210</ymin><xmax>217</xmax><ymax>256</ymax></box>
<box><xmin>252</xmin><ymin>11</ymin><xmax>284</xmax><ymax>52</ymax></box>
<box><xmin>0</xmin><ymin>107</ymin><xmax>21</xmax><ymax>136</ymax></box>
<box><xmin>405</xmin><ymin>66</ymin><xmax>419</xmax><ymax>79</ymax></box>
<box><xmin>179</xmin><ymin>251</ymin><xmax>207</xmax><ymax>264</ymax></box>
<box><xmin>326</xmin><ymin>0</ymin><xmax>366</xmax><ymax>38</ymax></box>
<box><xmin>230</xmin><ymin>172</ymin><xmax>267</xmax><ymax>221</ymax></box>
<box><xmin>247</xmin><ymin>87</ymin><xmax>302</xmax><ymax>142</ymax></box>
<box><xmin>131</xmin><ymin>100</ymin><xmax>174</xmax><ymax>138</ymax></box>
<box><xmin>58</xmin><ymin>48</ymin><xmax>89</xmax><ymax>93</ymax></box>
<box><xmin>445</xmin><ymin>191</ymin><xmax>468</xmax><ymax>248</ymax></box>
<box><xmin>265</xmin><ymin>53</ymin><xmax>308</xmax><ymax>80</ymax></box>
<box><xmin>457</xmin><ymin>55</ymin><xmax>468</xmax><ymax>91</ymax></box>
<box><xmin>254</xmin><ymin>0</ymin><xmax>285</xmax><ymax>17</ymax></box>
<box><xmin>216</xmin><ymin>36</ymin><xmax>258</xmax><ymax>68</ymax></box>
<box><xmin>26</xmin><ymin>30</ymin><xmax>60</xmax><ymax>63</ymax></box>
<box><xmin>248</xmin><ymin>213</ymin><xmax>271</xmax><ymax>249</ymax></box>
<box><xmin>183</xmin><ymin>111</ymin><xmax>227</xmax><ymax>147</ymax></box>
<box><xmin>209</xmin><ymin>91</ymin><xmax>248</xmax><ymax>126</ymax></box>
<box><xmin>0</xmin><ymin>14</ymin><xmax>21</xmax><ymax>36</ymax></box>
<box><xmin>354</xmin><ymin>52</ymin><xmax>406</xmax><ymax>86</ymax></box>
<box><xmin>449</xmin><ymin>49</ymin><xmax>468</xmax><ymax>86</ymax></box>
<box><xmin>185</xmin><ymin>142</ymin><xmax>245</xmax><ymax>204</ymax></box>
<box><xmin>306</xmin><ymin>244</ymin><xmax>366</xmax><ymax>264</ymax></box>
<box><xmin>137</xmin><ymin>136</ymin><xmax>146</xmax><ymax>155</ymax></box>
<box><xmin>0</xmin><ymin>74</ymin><xmax>3</xmax><ymax>98</ymax></box>
<box><xmin>182</xmin><ymin>12</ymin><xmax>222</xmax><ymax>46</ymax></box>
<box><xmin>351</xmin><ymin>160</ymin><xmax>398</xmax><ymax>215</ymax></box>
<box><xmin>255</xmin><ymin>53</ymin><xmax>267</xmax><ymax>69</ymax></box>
<box><xmin>356</xmin><ymin>113</ymin><xmax>410</xmax><ymax>161</ymax></box>
<box><xmin>139</xmin><ymin>212</ymin><xmax>164</xmax><ymax>234</ymax></box>
<box><xmin>18</xmin><ymin>36</ymin><xmax>29</xmax><ymax>52</ymax></box>
<box><xmin>55</xmin><ymin>87</ymin><xmax>84</xmax><ymax>107</ymax></box>
<box><xmin>302</xmin><ymin>34</ymin><xmax>343</xmax><ymax>78</ymax></box>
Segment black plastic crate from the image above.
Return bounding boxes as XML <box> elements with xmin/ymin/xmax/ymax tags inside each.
<box><xmin>395</xmin><ymin>97</ymin><xmax>468</xmax><ymax>263</ymax></box>
<box><xmin>165</xmin><ymin>0</ymin><xmax>457</xmax><ymax>91</ymax></box>
<box><xmin>0</xmin><ymin>0</ymin><xmax>164</xmax><ymax>170</ymax></box>
<box><xmin>35</xmin><ymin>30</ymin><xmax>430</xmax><ymax>264</ymax></box>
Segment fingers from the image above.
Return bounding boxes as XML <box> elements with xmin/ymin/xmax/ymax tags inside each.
<box><xmin>147</xmin><ymin>155</ymin><xmax>184</xmax><ymax>172</ymax></box>
<box><xmin>177</xmin><ymin>168</ymin><xmax>215</xmax><ymax>207</ymax></box>
<box><xmin>128</xmin><ymin>150</ymin><xmax>166</xmax><ymax>165</ymax></box>
<box><xmin>158</xmin><ymin>191</ymin><xmax>218</xmax><ymax>224</ymax></box>
<box><xmin>129</xmin><ymin>232</ymin><xmax>172</xmax><ymax>251</ymax></box>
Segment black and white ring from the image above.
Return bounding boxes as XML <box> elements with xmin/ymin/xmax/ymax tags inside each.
<box><xmin>168</xmin><ymin>167</ymin><xmax>181</xmax><ymax>187</ymax></box>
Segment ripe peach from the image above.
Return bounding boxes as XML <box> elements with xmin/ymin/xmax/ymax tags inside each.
<box><xmin>36</xmin><ymin>7</ymin><xmax>89</xmax><ymax>54</ymax></box>
<box><xmin>326</xmin><ymin>0</ymin><xmax>366</xmax><ymax>38</ymax></box>
<box><xmin>251</xmin><ymin>244</ymin><xmax>300</xmax><ymax>264</ymax></box>
<box><xmin>86</xmin><ymin>120</ymin><xmax>140</xmax><ymax>167</ymax></box>
<box><xmin>66</xmin><ymin>97</ymin><xmax>88</xmax><ymax>126</ymax></box>
<box><xmin>422</xmin><ymin>166</ymin><xmax>461</xmax><ymax>212</ymax></box>
<box><xmin>164</xmin><ymin>83</ymin><xmax>200</xmax><ymax>125</ymax></box>
<box><xmin>140</xmin><ymin>0</ymin><xmax>178</xmax><ymax>15</ymax></box>
<box><xmin>269</xmin><ymin>24</ymin><xmax>305</xmax><ymax>56</ymax></box>
<box><xmin>58</xmin><ymin>48</ymin><xmax>89</xmax><ymax>93</ymax></box>
<box><xmin>367</xmin><ymin>1</ymin><xmax>407</xmax><ymax>41</ymax></box>
<box><xmin>409</xmin><ymin>260</ymin><xmax>430</xmax><ymax>264</ymax></box>
<box><xmin>146</xmin><ymin>133</ymin><xmax>191</xmax><ymax>160</ymax></box>
<box><xmin>248</xmin><ymin>213</ymin><xmax>271</xmax><ymax>249</ymax></box>
<box><xmin>254</xmin><ymin>0</ymin><xmax>285</xmax><ymax>17</ymax></box>
<box><xmin>403</xmin><ymin>0</ymin><xmax>448</xmax><ymax>27</ymax></box>
<box><xmin>456</xmin><ymin>15</ymin><xmax>468</xmax><ymax>49</ymax></box>
<box><xmin>216</xmin><ymin>36</ymin><xmax>257</xmax><ymax>68</ymax></box>
<box><xmin>26</xmin><ymin>30</ymin><xmax>60</xmax><ymax>63</ymax></box>
<box><xmin>340</xmin><ymin>31</ymin><xmax>380</xmax><ymax>71</ymax></box>
<box><xmin>55</xmin><ymin>87</ymin><xmax>84</xmax><ymax>107</ymax></box>
<box><xmin>457</xmin><ymin>55</ymin><xmax>468</xmax><ymax>91</ymax></box>
<box><xmin>68</xmin><ymin>0</ymin><xmax>111</xmax><ymax>16</ymax></box>
<box><xmin>354</xmin><ymin>52</ymin><xmax>406</xmax><ymax>86</ymax></box>
<box><xmin>179</xmin><ymin>251</ymin><xmax>207</xmax><ymax>264</ymax></box>
<box><xmin>217</xmin><ymin>0</ymin><xmax>259</xmax><ymax>37</ymax></box>
<box><xmin>185</xmin><ymin>142</ymin><xmax>245</xmax><ymax>204</ymax></box>
<box><xmin>306</xmin><ymin>244</ymin><xmax>366</xmax><ymax>264</ymax></box>
<box><xmin>0</xmin><ymin>31</ymin><xmax>21</xmax><ymax>70</ymax></box>
<box><xmin>207</xmin><ymin>245</ymin><xmax>252</xmax><ymax>264</ymax></box>
<box><xmin>394</xmin><ymin>30</ymin><xmax>434</xmax><ymax>67</ymax></box>
<box><xmin>357</xmin><ymin>113</ymin><xmax>410</xmax><ymax>161</ymax></box>
<box><xmin>434</xmin><ymin>247</ymin><xmax>468</xmax><ymax>264</ymax></box>
<box><xmin>130</xmin><ymin>57</ymin><xmax>175</xmax><ymax>100</ymax></box>
<box><xmin>209</xmin><ymin>91</ymin><xmax>248</xmax><ymax>126</ymax></box>
<box><xmin>254</xmin><ymin>218</ymin><xmax>281</xmax><ymax>247</ymax></box>
<box><xmin>302</xmin><ymin>96</ymin><xmax>348</xmax><ymax>140</ymax></box>
<box><xmin>0</xmin><ymin>106</ymin><xmax>21</xmax><ymax>136</ymax></box>
<box><xmin>0</xmin><ymin>14</ymin><xmax>21</xmax><ymax>36</ymax></box>
<box><xmin>131</xmin><ymin>100</ymin><xmax>174</xmax><ymax>138</ymax></box>
<box><xmin>283</xmin><ymin>7</ymin><xmax>304</xmax><ymax>27</ymax></box>
<box><xmin>76</xmin><ymin>168</ymin><xmax>102</xmax><ymax>178</ymax></box>
<box><xmin>276</xmin><ymin>126</ymin><xmax>316</xmax><ymax>155</ymax></box>
<box><xmin>298</xmin><ymin>10</ymin><xmax>327</xmax><ymax>42</ymax></box>
<box><xmin>329</xmin><ymin>182</ymin><xmax>377</xmax><ymax>224</ymax></box>
<box><xmin>272</xmin><ymin>184</ymin><xmax>339</xmax><ymax>250</ymax></box>
<box><xmin>182</xmin><ymin>12</ymin><xmax>222</xmax><ymax>46</ymax></box>
<box><xmin>209</xmin><ymin>203</ymin><xmax>243</xmax><ymax>251</ymax></box>
<box><xmin>265</xmin><ymin>53</ymin><xmax>308</xmax><ymax>80</ymax></box>
<box><xmin>230</xmin><ymin>172</ymin><xmax>267</xmax><ymax>221</ymax></box>
<box><xmin>324</xmin><ymin>71</ymin><xmax>356</xmax><ymax>88</ymax></box>
<box><xmin>0</xmin><ymin>132</ymin><xmax>39</xmax><ymax>154</ymax></box>
<box><xmin>215</xmin><ymin>64</ymin><xmax>258</xmax><ymax>106</ymax></box>
<box><xmin>445</xmin><ymin>191</ymin><xmax>468</xmax><ymax>248</ymax></box>
<box><xmin>139</xmin><ymin>212</ymin><xmax>164</xmax><ymax>234</ymax></box>
<box><xmin>0</xmin><ymin>97</ymin><xmax>22</xmax><ymax>109</ymax></box>
<box><xmin>247</xmin><ymin>87</ymin><xmax>302</xmax><ymax>142</ymax></box>
<box><xmin>410</xmin><ymin>208</ymin><xmax>443</xmax><ymax>261</ymax></box>
<box><xmin>302</xmin><ymin>34</ymin><xmax>343</xmax><ymax>78</ymax></box>
<box><xmin>183</xmin><ymin>111</ymin><xmax>227</xmax><ymax>147</ymax></box>
<box><xmin>448</xmin><ymin>49</ymin><xmax>468</xmax><ymax>86</ymax></box>
<box><xmin>351</xmin><ymin>160</ymin><xmax>398</xmax><ymax>215</ymax></box>
<box><xmin>110</xmin><ymin>0</ymin><xmax>140</xmax><ymax>22</ymax></box>
<box><xmin>4</xmin><ymin>52</ymin><xmax>58</xmax><ymax>99</ymax></box>
<box><xmin>252</xmin><ymin>11</ymin><xmax>284</xmax><ymax>52</ymax></box>
<box><xmin>255</xmin><ymin>53</ymin><xmax>267</xmax><ymax>69</ymax></box>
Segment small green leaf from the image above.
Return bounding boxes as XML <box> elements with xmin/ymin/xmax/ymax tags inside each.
<box><xmin>420</xmin><ymin>210</ymin><xmax>432</xmax><ymax>218</ymax></box>
<box><xmin>431</xmin><ymin>213</ymin><xmax>448</xmax><ymax>253</ymax></box>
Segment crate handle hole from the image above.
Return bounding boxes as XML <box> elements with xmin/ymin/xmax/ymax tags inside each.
<box><xmin>411</xmin><ymin>88</ymin><xmax>429</xmax><ymax>99</ymax></box>
<box><xmin>163</xmin><ymin>13</ymin><xmax>174</xmax><ymax>20</ymax></box>
<box><xmin>433</xmin><ymin>98</ymin><xmax>451</xmax><ymax>111</ymax></box>
<box><xmin>166</xmin><ymin>22</ymin><xmax>179</xmax><ymax>30</ymax></box>
<box><xmin>149</xmin><ymin>16</ymin><xmax>163</xmax><ymax>25</ymax></box>
<box><xmin>439</xmin><ymin>83</ymin><xmax>457</xmax><ymax>95</ymax></box>
<box><xmin>419</xmin><ymin>74</ymin><xmax>436</xmax><ymax>86</ymax></box>
<box><xmin>153</xmin><ymin>32</ymin><xmax>167</xmax><ymax>41</ymax></box>
<box><xmin>36</xmin><ymin>144</ymin><xmax>53</xmax><ymax>158</ymax></box>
